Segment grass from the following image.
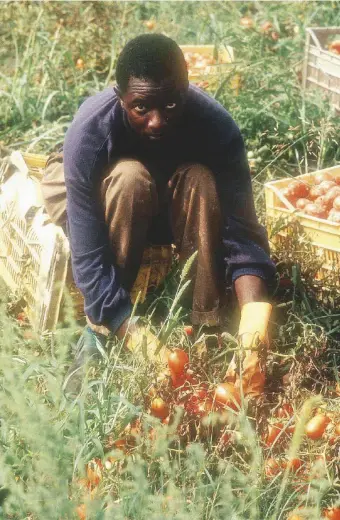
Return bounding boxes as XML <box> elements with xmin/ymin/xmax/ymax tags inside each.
<box><xmin>0</xmin><ymin>1</ymin><xmax>340</xmax><ymax>519</ymax></box>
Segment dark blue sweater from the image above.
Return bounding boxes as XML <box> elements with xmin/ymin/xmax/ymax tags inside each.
<box><xmin>63</xmin><ymin>84</ymin><xmax>276</xmax><ymax>332</ymax></box>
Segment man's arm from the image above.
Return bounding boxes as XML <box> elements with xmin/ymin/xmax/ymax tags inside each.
<box><xmin>212</xmin><ymin>129</ymin><xmax>277</xmax><ymax>299</ymax></box>
<box><xmin>63</xmin><ymin>131</ymin><xmax>133</xmax><ymax>334</ymax></box>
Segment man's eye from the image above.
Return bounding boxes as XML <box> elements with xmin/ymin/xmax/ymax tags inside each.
<box><xmin>134</xmin><ymin>104</ymin><xmax>146</xmax><ymax>113</ymax></box>
<box><xmin>165</xmin><ymin>102</ymin><xmax>176</xmax><ymax>109</ymax></box>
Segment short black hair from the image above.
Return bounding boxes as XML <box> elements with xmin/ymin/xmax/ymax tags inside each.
<box><xmin>116</xmin><ymin>34</ymin><xmax>188</xmax><ymax>93</ymax></box>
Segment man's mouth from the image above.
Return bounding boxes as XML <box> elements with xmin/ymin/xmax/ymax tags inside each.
<box><xmin>148</xmin><ymin>133</ymin><xmax>165</xmax><ymax>140</ymax></box>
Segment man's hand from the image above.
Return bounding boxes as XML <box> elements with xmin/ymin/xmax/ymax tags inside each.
<box><xmin>226</xmin><ymin>275</ymin><xmax>272</xmax><ymax>398</ymax></box>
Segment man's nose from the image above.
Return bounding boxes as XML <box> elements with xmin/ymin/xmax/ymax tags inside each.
<box><xmin>148</xmin><ymin>110</ymin><xmax>166</xmax><ymax>131</ymax></box>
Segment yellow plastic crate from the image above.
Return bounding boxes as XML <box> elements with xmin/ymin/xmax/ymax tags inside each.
<box><xmin>19</xmin><ymin>153</ymin><xmax>173</xmax><ymax>321</ymax></box>
<box><xmin>265</xmin><ymin>165</ymin><xmax>340</xmax><ymax>279</ymax></box>
<box><xmin>0</xmin><ymin>151</ymin><xmax>69</xmax><ymax>333</ymax></box>
<box><xmin>179</xmin><ymin>44</ymin><xmax>239</xmax><ymax>93</ymax></box>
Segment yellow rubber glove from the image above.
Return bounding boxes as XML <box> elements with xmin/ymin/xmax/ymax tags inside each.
<box><xmin>126</xmin><ymin>326</ymin><xmax>170</xmax><ymax>365</ymax></box>
<box><xmin>226</xmin><ymin>302</ymin><xmax>272</xmax><ymax>398</ymax></box>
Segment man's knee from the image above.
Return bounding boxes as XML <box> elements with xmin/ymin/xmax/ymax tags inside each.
<box><xmin>175</xmin><ymin>163</ymin><xmax>217</xmax><ymax>193</ymax></box>
<box><xmin>102</xmin><ymin>159</ymin><xmax>155</xmax><ymax>198</ymax></box>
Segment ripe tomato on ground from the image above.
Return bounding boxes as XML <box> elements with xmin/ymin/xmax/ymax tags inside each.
<box><xmin>265</xmin><ymin>457</ymin><xmax>281</xmax><ymax>477</ymax></box>
<box><xmin>86</xmin><ymin>458</ymin><xmax>102</xmax><ymax>486</ymax></box>
<box><xmin>323</xmin><ymin>508</ymin><xmax>340</xmax><ymax>520</ymax></box>
<box><xmin>184</xmin><ymin>325</ymin><xmax>194</xmax><ymax>336</ymax></box>
<box><xmin>275</xmin><ymin>403</ymin><xmax>294</xmax><ymax>419</ymax></box>
<box><xmin>168</xmin><ymin>348</ymin><xmax>189</xmax><ymax>375</ymax></box>
<box><xmin>305</xmin><ymin>414</ymin><xmax>330</xmax><ymax>440</ymax></box>
<box><xmin>76</xmin><ymin>504</ymin><xmax>86</xmax><ymax>520</ymax></box>
<box><xmin>214</xmin><ymin>383</ymin><xmax>241</xmax><ymax>410</ymax></box>
<box><xmin>151</xmin><ymin>397</ymin><xmax>169</xmax><ymax>420</ymax></box>
<box><xmin>286</xmin><ymin>457</ymin><xmax>303</xmax><ymax>473</ymax></box>
<box><xmin>265</xmin><ymin>423</ymin><xmax>283</xmax><ymax>446</ymax></box>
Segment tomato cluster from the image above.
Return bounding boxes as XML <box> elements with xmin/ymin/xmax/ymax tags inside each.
<box><xmin>281</xmin><ymin>172</ymin><xmax>340</xmax><ymax>222</ymax></box>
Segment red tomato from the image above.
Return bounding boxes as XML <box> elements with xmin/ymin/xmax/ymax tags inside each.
<box><xmin>304</xmin><ymin>203</ymin><xmax>327</xmax><ymax>219</ymax></box>
<box><xmin>310</xmin><ymin>185</ymin><xmax>324</xmax><ymax>200</ymax></box>
<box><xmin>76</xmin><ymin>58</ymin><xmax>84</xmax><ymax>70</ymax></box>
<box><xmin>86</xmin><ymin>458</ymin><xmax>102</xmax><ymax>486</ymax></box>
<box><xmin>151</xmin><ymin>397</ymin><xmax>169</xmax><ymax>420</ymax></box>
<box><xmin>76</xmin><ymin>504</ymin><xmax>86</xmax><ymax>520</ymax></box>
<box><xmin>322</xmin><ymin>186</ymin><xmax>340</xmax><ymax>209</ymax></box>
<box><xmin>281</xmin><ymin>187</ymin><xmax>297</xmax><ymax>205</ymax></box>
<box><xmin>324</xmin><ymin>508</ymin><xmax>340</xmax><ymax>520</ymax></box>
<box><xmin>261</xmin><ymin>21</ymin><xmax>273</xmax><ymax>33</ymax></box>
<box><xmin>328</xmin><ymin>210</ymin><xmax>340</xmax><ymax>223</ymax></box>
<box><xmin>265</xmin><ymin>423</ymin><xmax>283</xmax><ymax>446</ymax></box>
<box><xmin>275</xmin><ymin>403</ymin><xmax>293</xmax><ymax>419</ymax></box>
<box><xmin>288</xmin><ymin>180</ymin><xmax>310</xmax><ymax>198</ymax></box>
<box><xmin>286</xmin><ymin>457</ymin><xmax>303</xmax><ymax>472</ymax></box>
<box><xmin>333</xmin><ymin>196</ymin><xmax>340</xmax><ymax>210</ymax></box>
<box><xmin>214</xmin><ymin>383</ymin><xmax>241</xmax><ymax>411</ymax></box>
<box><xmin>296</xmin><ymin>198</ymin><xmax>309</xmax><ymax>210</ymax></box>
<box><xmin>184</xmin><ymin>325</ymin><xmax>194</xmax><ymax>336</ymax></box>
<box><xmin>265</xmin><ymin>457</ymin><xmax>281</xmax><ymax>477</ymax></box>
<box><xmin>168</xmin><ymin>348</ymin><xmax>189</xmax><ymax>375</ymax></box>
<box><xmin>319</xmin><ymin>180</ymin><xmax>336</xmax><ymax>193</ymax></box>
<box><xmin>329</xmin><ymin>40</ymin><xmax>340</xmax><ymax>54</ymax></box>
<box><xmin>314</xmin><ymin>171</ymin><xmax>333</xmax><ymax>184</ymax></box>
<box><xmin>336</xmin><ymin>177</ymin><xmax>340</xmax><ymax>186</ymax></box>
<box><xmin>305</xmin><ymin>414</ymin><xmax>330</xmax><ymax>440</ymax></box>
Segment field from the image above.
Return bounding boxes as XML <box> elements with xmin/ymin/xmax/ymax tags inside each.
<box><xmin>1</xmin><ymin>1</ymin><xmax>340</xmax><ymax>519</ymax></box>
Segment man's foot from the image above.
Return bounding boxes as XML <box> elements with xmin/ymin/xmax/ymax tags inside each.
<box><xmin>63</xmin><ymin>326</ymin><xmax>105</xmax><ymax>400</ymax></box>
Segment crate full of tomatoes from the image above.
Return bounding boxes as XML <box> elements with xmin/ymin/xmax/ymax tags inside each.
<box><xmin>265</xmin><ymin>165</ymin><xmax>340</xmax><ymax>279</ymax></box>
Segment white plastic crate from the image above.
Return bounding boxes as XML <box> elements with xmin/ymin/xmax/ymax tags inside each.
<box><xmin>302</xmin><ymin>27</ymin><xmax>340</xmax><ymax>112</ymax></box>
<box><xmin>0</xmin><ymin>151</ymin><xmax>70</xmax><ymax>334</ymax></box>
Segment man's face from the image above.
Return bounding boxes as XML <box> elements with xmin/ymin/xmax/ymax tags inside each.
<box><xmin>119</xmin><ymin>77</ymin><xmax>188</xmax><ymax>141</ymax></box>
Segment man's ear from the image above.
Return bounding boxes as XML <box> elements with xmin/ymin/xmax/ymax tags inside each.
<box><xmin>114</xmin><ymin>85</ymin><xmax>125</xmax><ymax>108</ymax></box>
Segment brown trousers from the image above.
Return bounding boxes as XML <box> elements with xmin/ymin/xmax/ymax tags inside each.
<box><xmin>41</xmin><ymin>154</ymin><xmax>226</xmax><ymax>330</ymax></box>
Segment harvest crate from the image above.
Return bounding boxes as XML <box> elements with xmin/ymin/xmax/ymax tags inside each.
<box><xmin>179</xmin><ymin>44</ymin><xmax>239</xmax><ymax>92</ymax></box>
<box><xmin>302</xmin><ymin>27</ymin><xmax>340</xmax><ymax>112</ymax></box>
<box><xmin>0</xmin><ymin>152</ymin><xmax>173</xmax><ymax>331</ymax></box>
<box><xmin>265</xmin><ymin>165</ymin><xmax>340</xmax><ymax>280</ymax></box>
<box><xmin>0</xmin><ymin>151</ymin><xmax>70</xmax><ymax>334</ymax></box>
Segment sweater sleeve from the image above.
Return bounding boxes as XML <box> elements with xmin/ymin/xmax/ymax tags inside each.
<box><xmin>212</xmin><ymin>130</ymin><xmax>277</xmax><ymax>290</ymax></box>
<box><xmin>63</xmin><ymin>129</ymin><xmax>132</xmax><ymax>333</ymax></box>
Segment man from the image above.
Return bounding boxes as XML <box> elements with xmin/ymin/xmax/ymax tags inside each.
<box><xmin>42</xmin><ymin>34</ymin><xmax>276</xmax><ymax>398</ymax></box>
